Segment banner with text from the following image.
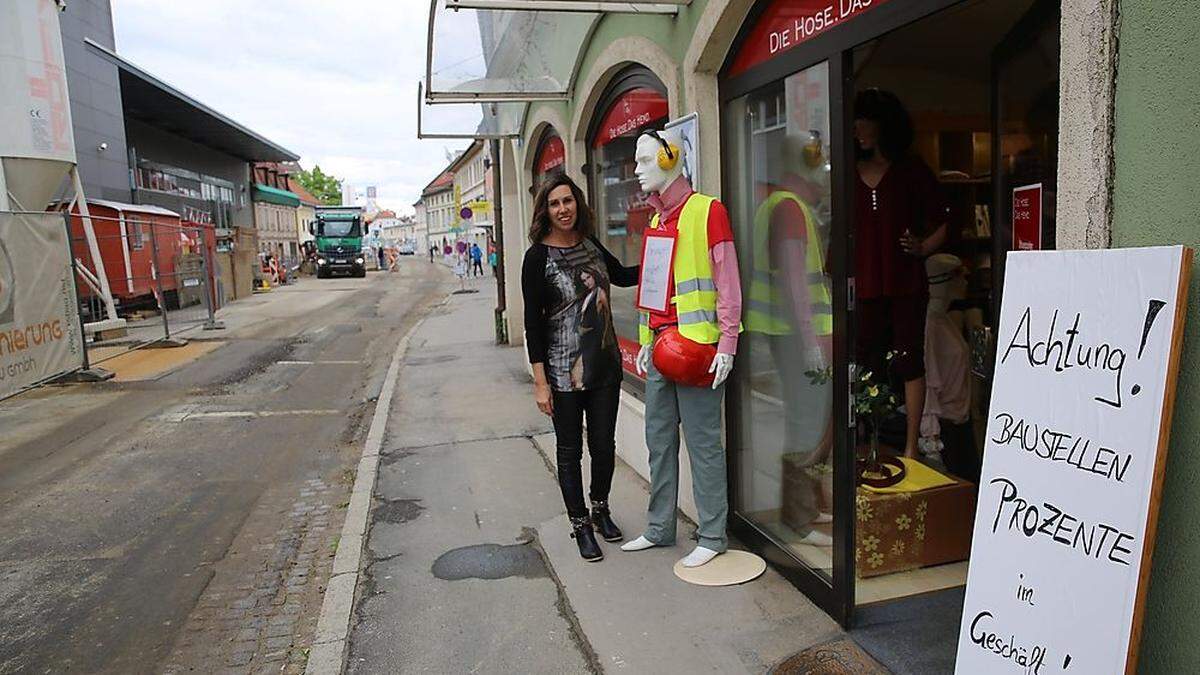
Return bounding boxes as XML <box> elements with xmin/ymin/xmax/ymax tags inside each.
<box><xmin>956</xmin><ymin>246</ymin><xmax>1192</xmax><ymax>674</ymax></box>
<box><xmin>0</xmin><ymin>212</ymin><xmax>84</xmax><ymax>398</ymax></box>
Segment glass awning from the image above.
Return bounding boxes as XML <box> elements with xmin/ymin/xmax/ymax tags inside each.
<box><xmin>428</xmin><ymin>1</ymin><xmax>686</xmax><ymax>103</ymax></box>
<box><xmin>416</xmin><ymin>83</ymin><xmax>525</xmax><ymax>139</ymax></box>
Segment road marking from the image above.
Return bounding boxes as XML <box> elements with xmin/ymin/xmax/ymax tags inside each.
<box><xmin>159</xmin><ymin>408</ymin><xmax>341</xmax><ymax>422</ymax></box>
<box><xmin>277</xmin><ymin>360</ymin><xmax>363</xmax><ymax>365</ymax></box>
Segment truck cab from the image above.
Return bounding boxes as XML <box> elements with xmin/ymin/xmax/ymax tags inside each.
<box><xmin>312</xmin><ymin>207</ymin><xmax>366</xmax><ymax>278</ymax></box>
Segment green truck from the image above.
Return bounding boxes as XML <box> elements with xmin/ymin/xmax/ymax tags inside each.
<box><xmin>311</xmin><ymin>206</ymin><xmax>366</xmax><ymax>278</ymax></box>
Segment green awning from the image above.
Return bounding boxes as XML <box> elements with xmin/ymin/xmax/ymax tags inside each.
<box><xmin>253</xmin><ymin>184</ymin><xmax>301</xmax><ymax>207</ymax></box>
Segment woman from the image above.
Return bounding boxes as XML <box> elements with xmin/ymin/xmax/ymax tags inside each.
<box><xmin>853</xmin><ymin>88</ymin><xmax>949</xmax><ymax>459</ymax></box>
<box><xmin>522</xmin><ymin>174</ymin><xmax>638</xmax><ymax>561</ymax></box>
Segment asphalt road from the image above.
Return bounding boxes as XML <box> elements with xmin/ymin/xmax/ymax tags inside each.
<box><xmin>0</xmin><ymin>260</ymin><xmax>455</xmax><ymax>674</ymax></box>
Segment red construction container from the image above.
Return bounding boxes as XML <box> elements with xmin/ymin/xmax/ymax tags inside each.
<box><xmin>59</xmin><ymin>199</ymin><xmax>208</xmax><ymax>311</ymax></box>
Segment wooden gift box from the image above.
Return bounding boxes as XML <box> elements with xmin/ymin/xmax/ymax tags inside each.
<box><xmin>855</xmin><ymin>467</ymin><xmax>976</xmax><ymax>578</ymax></box>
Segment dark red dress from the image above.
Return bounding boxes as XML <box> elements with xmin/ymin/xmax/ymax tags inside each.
<box><xmin>854</xmin><ymin>156</ymin><xmax>947</xmax><ymax>381</ymax></box>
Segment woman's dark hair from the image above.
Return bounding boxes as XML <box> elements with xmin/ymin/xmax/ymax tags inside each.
<box><xmin>529</xmin><ymin>173</ymin><xmax>595</xmax><ymax>243</ymax></box>
<box><xmin>854</xmin><ymin>88</ymin><xmax>914</xmax><ymax>161</ymax></box>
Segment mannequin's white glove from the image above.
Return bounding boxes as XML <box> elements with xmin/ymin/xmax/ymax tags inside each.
<box><xmin>635</xmin><ymin>344</ymin><xmax>652</xmax><ymax>377</ymax></box>
<box><xmin>805</xmin><ymin>345</ymin><xmax>827</xmax><ymax>373</ymax></box>
<box><xmin>708</xmin><ymin>352</ymin><xmax>735</xmax><ymax>389</ymax></box>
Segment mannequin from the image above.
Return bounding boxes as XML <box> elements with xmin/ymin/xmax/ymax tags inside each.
<box><xmin>621</xmin><ymin>128</ymin><xmax>743</xmax><ymax>568</ymax></box>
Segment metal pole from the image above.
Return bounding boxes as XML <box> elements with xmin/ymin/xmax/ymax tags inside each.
<box><xmin>63</xmin><ymin>209</ymin><xmax>91</xmax><ymax>371</ymax></box>
<box><xmin>0</xmin><ymin>163</ymin><xmax>9</xmax><ymax>211</ymax></box>
<box><xmin>148</xmin><ymin>221</ymin><xmax>171</xmax><ymax>340</ymax></box>
<box><xmin>491</xmin><ymin>138</ymin><xmax>508</xmax><ymax>345</ymax></box>
<box><xmin>72</xmin><ymin>167</ymin><xmax>118</xmax><ymax>323</ymax></box>
<box><xmin>200</xmin><ymin>227</ymin><xmax>223</xmax><ymax>330</ymax></box>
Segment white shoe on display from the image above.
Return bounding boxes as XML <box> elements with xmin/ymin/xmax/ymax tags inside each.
<box><xmin>799</xmin><ymin>530</ymin><xmax>834</xmax><ymax>547</ymax></box>
<box><xmin>813</xmin><ymin>512</ymin><xmax>833</xmax><ymax>524</ymax></box>
<box><xmin>680</xmin><ymin>546</ymin><xmax>721</xmax><ymax>568</ymax></box>
<box><xmin>620</xmin><ymin>535</ymin><xmax>658</xmax><ymax>552</ymax></box>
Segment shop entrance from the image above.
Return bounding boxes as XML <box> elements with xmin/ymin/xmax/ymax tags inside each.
<box><xmin>720</xmin><ymin>0</ymin><xmax>1060</xmax><ymax>636</ymax></box>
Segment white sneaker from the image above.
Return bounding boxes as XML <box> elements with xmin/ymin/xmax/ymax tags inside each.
<box><xmin>620</xmin><ymin>535</ymin><xmax>658</xmax><ymax>552</ymax></box>
<box><xmin>799</xmin><ymin>530</ymin><xmax>833</xmax><ymax>546</ymax></box>
<box><xmin>680</xmin><ymin>546</ymin><xmax>721</xmax><ymax>568</ymax></box>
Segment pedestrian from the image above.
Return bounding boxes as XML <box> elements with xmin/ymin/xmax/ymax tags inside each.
<box><xmin>488</xmin><ymin>249</ymin><xmax>498</xmax><ymax>276</ymax></box>
<box><xmin>429</xmin><ymin>244</ymin><xmax>435</xmax><ymax>263</ymax></box>
<box><xmin>521</xmin><ymin>173</ymin><xmax>639</xmax><ymax>562</ymax></box>
<box><xmin>377</xmin><ymin>245</ymin><xmax>386</xmax><ymax>270</ymax></box>
<box><xmin>470</xmin><ymin>242</ymin><xmax>484</xmax><ymax>277</ymax></box>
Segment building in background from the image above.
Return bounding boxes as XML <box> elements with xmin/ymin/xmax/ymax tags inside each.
<box><xmin>412</xmin><ymin>199</ymin><xmax>428</xmax><ymax>253</ymax></box>
<box><xmin>60</xmin><ymin>1</ymin><xmax>297</xmax><ymax>232</ymax></box>
<box><xmin>287</xmin><ymin>174</ymin><xmax>320</xmax><ymax>252</ymax></box>
<box><xmin>252</xmin><ymin>162</ymin><xmax>301</xmax><ymax>262</ymax></box>
<box><xmin>450</xmin><ymin>140</ymin><xmax>492</xmax><ymax>250</ymax></box>
<box><xmin>420</xmin><ymin>170</ymin><xmax>455</xmax><ymax>252</ymax></box>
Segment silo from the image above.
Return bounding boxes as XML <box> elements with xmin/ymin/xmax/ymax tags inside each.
<box><xmin>0</xmin><ymin>0</ymin><xmax>75</xmax><ymax>211</ymax></box>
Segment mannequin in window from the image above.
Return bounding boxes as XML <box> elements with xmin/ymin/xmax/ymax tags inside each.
<box><xmin>747</xmin><ymin>131</ymin><xmax>834</xmax><ymax>544</ymax></box>
<box><xmin>621</xmin><ymin>128</ymin><xmax>744</xmax><ymax>569</ymax></box>
<box><xmin>854</xmin><ymin>89</ymin><xmax>948</xmax><ymax>459</ymax></box>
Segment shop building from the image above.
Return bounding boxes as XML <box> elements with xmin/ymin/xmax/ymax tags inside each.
<box><xmin>420</xmin><ymin>169</ymin><xmax>456</xmax><ymax>251</ymax></box>
<box><xmin>252</xmin><ymin>162</ymin><xmax>302</xmax><ymax>262</ymax></box>
<box><xmin>422</xmin><ymin>0</ymin><xmax>1200</xmax><ymax>668</ymax></box>
<box><xmin>59</xmin><ymin>0</ymin><xmax>298</xmax><ymax>229</ymax></box>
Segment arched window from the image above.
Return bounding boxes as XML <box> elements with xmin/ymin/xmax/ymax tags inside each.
<box><xmin>585</xmin><ymin>65</ymin><xmax>669</xmax><ymax>379</ymax></box>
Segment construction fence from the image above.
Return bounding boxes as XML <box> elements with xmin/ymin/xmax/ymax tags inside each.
<box><xmin>64</xmin><ymin>207</ymin><xmax>222</xmax><ymax>367</ymax></box>
<box><xmin>0</xmin><ymin>210</ymin><xmax>86</xmax><ymax>400</ymax></box>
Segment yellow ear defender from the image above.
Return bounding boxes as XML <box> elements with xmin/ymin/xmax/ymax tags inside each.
<box><xmin>648</xmin><ymin>130</ymin><xmax>680</xmax><ymax>172</ymax></box>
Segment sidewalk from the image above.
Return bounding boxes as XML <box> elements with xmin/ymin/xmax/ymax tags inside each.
<box><xmin>344</xmin><ymin>283</ymin><xmax>871</xmax><ymax>674</ymax></box>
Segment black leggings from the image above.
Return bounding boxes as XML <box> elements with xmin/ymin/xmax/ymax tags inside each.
<box><xmin>550</xmin><ymin>383</ymin><xmax>620</xmax><ymax>519</ymax></box>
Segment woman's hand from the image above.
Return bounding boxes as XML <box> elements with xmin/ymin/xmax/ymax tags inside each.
<box><xmin>900</xmin><ymin>229</ymin><xmax>924</xmax><ymax>257</ymax></box>
<box><xmin>534</xmin><ymin>381</ymin><xmax>554</xmax><ymax>417</ymax></box>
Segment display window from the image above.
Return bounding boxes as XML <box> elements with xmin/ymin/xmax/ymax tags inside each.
<box><xmin>721</xmin><ymin>0</ymin><xmax>1061</xmax><ymax>634</ymax></box>
<box><xmin>586</xmin><ymin>69</ymin><xmax>669</xmax><ymax>381</ymax></box>
<box><xmin>532</xmin><ymin>129</ymin><xmax>565</xmax><ymax>194</ymax></box>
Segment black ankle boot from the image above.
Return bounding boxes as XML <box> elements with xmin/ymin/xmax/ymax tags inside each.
<box><xmin>569</xmin><ymin>516</ymin><xmax>603</xmax><ymax>562</ymax></box>
<box><xmin>590</xmin><ymin>500</ymin><xmax>623</xmax><ymax>542</ymax></box>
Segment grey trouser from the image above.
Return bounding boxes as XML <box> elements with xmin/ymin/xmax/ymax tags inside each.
<box><xmin>643</xmin><ymin>357</ymin><xmax>728</xmax><ymax>552</ymax></box>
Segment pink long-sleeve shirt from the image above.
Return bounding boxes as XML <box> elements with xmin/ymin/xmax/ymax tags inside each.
<box><xmin>645</xmin><ymin>176</ymin><xmax>742</xmax><ymax>355</ymax></box>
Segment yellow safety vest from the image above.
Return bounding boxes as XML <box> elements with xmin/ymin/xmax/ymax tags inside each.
<box><xmin>638</xmin><ymin>193</ymin><xmax>735</xmax><ymax>346</ymax></box>
<box><xmin>745</xmin><ymin>191</ymin><xmax>832</xmax><ymax>337</ymax></box>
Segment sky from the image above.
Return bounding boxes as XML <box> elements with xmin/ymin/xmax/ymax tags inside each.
<box><xmin>111</xmin><ymin>0</ymin><xmax>479</xmax><ymax>215</ymax></box>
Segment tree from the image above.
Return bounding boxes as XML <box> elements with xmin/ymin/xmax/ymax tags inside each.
<box><xmin>293</xmin><ymin>165</ymin><xmax>343</xmax><ymax>205</ymax></box>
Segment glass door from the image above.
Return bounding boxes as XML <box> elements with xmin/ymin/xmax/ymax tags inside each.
<box><xmin>725</xmin><ymin>57</ymin><xmax>855</xmax><ymax>622</ymax></box>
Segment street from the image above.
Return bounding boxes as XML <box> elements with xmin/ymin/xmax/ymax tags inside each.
<box><xmin>0</xmin><ymin>261</ymin><xmax>452</xmax><ymax>674</ymax></box>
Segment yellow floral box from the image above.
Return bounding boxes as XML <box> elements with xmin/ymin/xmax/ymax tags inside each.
<box><xmin>854</xmin><ymin>469</ymin><xmax>977</xmax><ymax>579</ymax></box>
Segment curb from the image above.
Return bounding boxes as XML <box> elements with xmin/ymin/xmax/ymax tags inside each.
<box><xmin>304</xmin><ymin>317</ymin><xmax>423</xmax><ymax>675</ymax></box>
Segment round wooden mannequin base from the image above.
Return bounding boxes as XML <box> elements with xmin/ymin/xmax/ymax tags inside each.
<box><xmin>672</xmin><ymin>549</ymin><xmax>767</xmax><ymax>586</ymax></box>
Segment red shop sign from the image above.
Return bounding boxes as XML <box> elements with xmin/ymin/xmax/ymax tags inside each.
<box><xmin>592</xmin><ymin>87</ymin><xmax>668</xmax><ymax>148</ymax></box>
<box><xmin>727</xmin><ymin>0</ymin><xmax>892</xmax><ymax>77</ymax></box>
<box><xmin>536</xmin><ymin>134</ymin><xmax>565</xmax><ymax>175</ymax></box>
<box><xmin>1012</xmin><ymin>183</ymin><xmax>1043</xmax><ymax>251</ymax></box>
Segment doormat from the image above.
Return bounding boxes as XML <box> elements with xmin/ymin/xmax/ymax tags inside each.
<box><xmin>770</xmin><ymin>638</ymin><xmax>889</xmax><ymax>675</ymax></box>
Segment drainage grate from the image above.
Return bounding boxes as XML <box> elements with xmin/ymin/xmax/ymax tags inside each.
<box><xmin>770</xmin><ymin>638</ymin><xmax>889</xmax><ymax>675</ymax></box>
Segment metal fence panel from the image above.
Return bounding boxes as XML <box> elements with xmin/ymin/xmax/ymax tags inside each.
<box><xmin>0</xmin><ymin>211</ymin><xmax>86</xmax><ymax>400</ymax></box>
<box><xmin>64</xmin><ymin>209</ymin><xmax>218</xmax><ymax>366</ymax></box>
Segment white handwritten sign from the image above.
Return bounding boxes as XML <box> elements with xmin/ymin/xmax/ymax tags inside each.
<box><xmin>637</xmin><ymin>231</ymin><xmax>676</xmax><ymax>313</ymax></box>
<box><xmin>956</xmin><ymin>246</ymin><xmax>1192</xmax><ymax>674</ymax></box>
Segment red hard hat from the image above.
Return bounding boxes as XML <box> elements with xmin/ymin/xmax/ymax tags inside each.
<box><xmin>652</xmin><ymin>327</ymin><xmax>716</xmax><ymax>388</ymax></box>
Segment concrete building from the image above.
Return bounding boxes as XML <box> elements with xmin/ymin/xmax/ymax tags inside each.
<box><xmin>450</xmin><ymin>139</ymin><xmax>493</xmax><ymax>251</ymax></box>
<box><xmin>60</xmin><ymin>0</ymin><xmax>297</xmax><ymax>231</ymax></box>
<box><xmin>420</xmin><ymin>170</ymin><xmax>455</xmax><ymax>252</ymax></box>
<box><xmin>424</xmin><ymin>0</ymin><xmax>1200</xmax><ymax>668</ymax></box>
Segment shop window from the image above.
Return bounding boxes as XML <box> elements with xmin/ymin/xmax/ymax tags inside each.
<box><xmin>726</xmin><ymin>61</ymin><xmax>837</xmax><ymax>584</ymax></box>
<box><xmin>587</xmin><ymin>69</ymin><xmax>669</xmax><ymax>380</ymax></box>
<box><xmin>532</xmin><ymin>129</ymin><xmax>565</xmax><ymax>193</ymax></box>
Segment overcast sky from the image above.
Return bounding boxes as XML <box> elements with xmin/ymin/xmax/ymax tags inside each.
<box><xmin>111</xmin><ymin>0</ymin><xmax>475</xmax><ymax>215</ymax></box>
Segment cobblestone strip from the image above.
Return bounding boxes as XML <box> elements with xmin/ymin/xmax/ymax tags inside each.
<box><xmin>160</xmin><ymin>475</ymin><xmax>349</xmax><ymax>675</ymax></box>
